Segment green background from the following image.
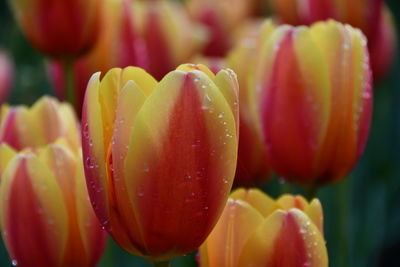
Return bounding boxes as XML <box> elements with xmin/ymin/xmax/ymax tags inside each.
<box><xmin>0</xmin><ymin>0</ymin><xmax>399</xmax><ymax>266</ymax></box>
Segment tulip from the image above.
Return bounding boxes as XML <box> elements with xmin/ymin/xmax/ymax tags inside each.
<box><xmin>227</xmin><ymin>24</ymin><xmax>271</xmax><ymax>187</ymax></box>
<box><xmin>9</xmin><ymin>0</ymin><xmax>102</xmax><ymax>59</ymax></box>
<box><xmin>186</xmin><ymin>0</ymin><xmax>253</xmax><ymax>57</ymax></box>
<box><xmin>49</xmin><ymin>0</ymin><xmax>148</xmax><ymax>115</ymax></box>
<box><xmin>134</xmin><ymin>0</ymin><xmax>205</xmax><ymax>80</ymax></box>
<box><xmin>270</xmin><ymin>0</ymin><xmax>396</xmax><ymax>80</ymax></box>
<box><xmin>81</xmin><ymin>64</ymin><xmax>239</xmax><ymax>262</ymax></box>
<box><xmin>255</xmin><ymin>20</ymin><xmax>372</xmax><ymax>186</ymax></box>
<box><xmin>199</xmin><ymin>188</ymin><xmax>327</xmax><ymax>267</ymax></box>
<box><xmin>0</xmin><ymin>96</ymin><xmax>80</xmax><ymax>151</ymax></box>
<box><xmin>0</xmin><ymin>140</ymin><xmax>106</xmax><ymax>267</ymax></box>
<box><xmin>0</xmin><ymin>52</ymin><xmax>14</xmax><ymax>104</ymax></box>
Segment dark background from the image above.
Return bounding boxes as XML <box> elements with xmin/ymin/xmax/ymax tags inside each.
<box><xmin>0</xmin><ymin>0</ymin><xmax>399</xmax><ymax>266</ymax></box>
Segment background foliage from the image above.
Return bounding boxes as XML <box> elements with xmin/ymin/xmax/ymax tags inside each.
<box><xmin>0</xmin><ymin>0</ymin><xmax>399</xmax><ymax>266</ymax></box>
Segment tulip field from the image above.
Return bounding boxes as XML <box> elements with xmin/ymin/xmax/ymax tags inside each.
<box><xmin>0</xmin><ymin>0</ymin><xmax>399</xmax><ymax>267</ymax></box>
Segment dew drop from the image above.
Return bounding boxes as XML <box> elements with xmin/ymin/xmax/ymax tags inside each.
<box><xmin>223</xmin><ymin>178</ymin><xmax>229</xmax><ymax>184</ymax></box>
<box><xmin>192</xmin><ymin>139</ymin><xmax>201</xmax><ymax>147</ymax></box>
<box><xmin>83</xmin><ymin>123</ymin><xmax>89</xmax><ymax>139</ymax></box>
<box><xmin>204</xmin><ymin>206</ymin><xmax>209</xmax><ymax>210</ymax></box>
<box><xmin>218</xmin><ymin>112</ymin><xmax>225</xmax><ymax>118</ymax></box>
<box><xmin>11</xmin><ymin>259</ymin><xmax>17</xmax><ymax>266</ymax></box>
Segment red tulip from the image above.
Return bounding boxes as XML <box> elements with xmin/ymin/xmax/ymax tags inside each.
<box><xmin>9</xmin><ymin>0</ymin><xmax>102</xmax><ymax>58</ymax></box>
<box><xmin>49</xmin><ymin>0</ymin><xmax>148</xmax><ymax>115</ymax></box>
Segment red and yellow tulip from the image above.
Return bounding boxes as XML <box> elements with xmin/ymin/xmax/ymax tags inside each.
<box><xmin>227</xmin><ymin>26</ymin><xmax>271</xmax><ymax>187</ymax></box>
<box><xmin>255</xmin><ymin>20</ymin><xmax>372</xmax><ymax>186</ymax></box>
<box><xmin>134</xmin><ymin>0</ymin><xmax>205</xmax><ymax>80</ymax></box>
<box><xmin>270</xmin><ymin>0</ymin><xmax>396</xmax><ymax>79</ymax></box>
<box><xmin>9</xmin><ymin>0</ymin><xmax>102</xmax><ymax>59</ymax></box>
<box><xmin>81</xmin><ymin>64</ymin><xmax>239</xmax><ymax>261</ymax></box>
<box><xmin>49</xmin><ymin>0</ymin><xmax>148</xmax><ymax>115</ymax></box>
<box><xmin>0</xmin><ymin>140</ymin><xmax>105</xmax><ymax>267</ymax></box>
<box><xmin>0</xmin><ymin>96</ymin><xmax>80</xmax><ymax>151</ymax></box>
<box><xmin>186</xmin><ymin>0</ymin><xmax>253</xmax><ymax>57</ymax></box>
<box><xmin>0</xmin><ymin>52</ymin><xmax>13</xmax><ymax>104</ymax></box>
<box><xmin>199</xmin><ymin>188</ymin><xmax>327</xmax><ymax>267</ymax></box>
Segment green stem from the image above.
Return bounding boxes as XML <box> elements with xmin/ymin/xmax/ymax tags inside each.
<box><xmin>62</xmin><ymin>58</ymin><xmax>76</xmax><ymax>107</ymax></box>
<box><xmin>153</xmin><ymin>260</ymin><xmax>171</xmax><ymax>267</ymax></box>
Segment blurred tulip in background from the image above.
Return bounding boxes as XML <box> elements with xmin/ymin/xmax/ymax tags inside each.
<box><xmin>227</xmin><ymin>24</ymin><xmax>271</xmax><ymax>188</ymax></box>
<box><xmin>81</xmin><ymin>64</ymin><xmax>239</xmax><ymax>262</ymax></box>
<box><xmin>0</xmin><ymin>52</ymin><xmax>13</xmax><ymax>104</ymax></box>
<box><xmin>186</xmin><ymin>0</ymin><xmax>253</xmax><ymax>57</ymax></box>
<box><xmin>0</xmin><ymin>140</ymin><xmax>105</xmax><ymax>267</ymax></box>
<box><xmin>49</xmin><ymin>0</ymin><xmax>148</xmax><ymax>115</ymax></box>
<box><xmin>199</xmin><ymin>188</ymin><xmax>327</xmax><ymax>267</ymax></box>
<box><xmin>270</xmin><ymin>0</ymin><xmax>396</xmax><ymax>80</ymax></box>
<box><xmin>9</xmin><ymin>0</ymin><xmax>102</xmax><ymax>59</ymax></box>
<box><xmin>0</xmin><ymin>96</ymin><xmax>80</xmax><ymax>151</ymax></box>
<box><xmin>255</xmin><ymin>20</ymin><xmax>372</xmax><ymax>186</ymax></box>
<box><xmin>135</xmin><ymin>0</ymin><xmax>205</xmax><ymax>80</ymax></box>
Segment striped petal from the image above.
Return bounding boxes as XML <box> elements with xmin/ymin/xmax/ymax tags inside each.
<box><xmin>230</xmin><ymin>188</ymin><xmax>279</xmax><ymax>218</ymax></box>
<box><xmin>0</xmin><ymin>154</ymin><xmax>68</xmax><ymax>267</ymax></box>
<box><xmin>238</xmin><ymin>209</ymin><xmax>328</xmax><ymax>267</ymax></box>
<box><xmin>122</xmin><ymin>69</ymin><xmax>238</xmax><ymax>259</ymax></box>
<box><xmin>201</xmin><ymin>199</ymin><xmax>264</xmax><ymax>267</ymax></box>
<box><xmin>0</xmin><ymin>144</ymin><xmax>17</xmax><ymax>178</ymax></box>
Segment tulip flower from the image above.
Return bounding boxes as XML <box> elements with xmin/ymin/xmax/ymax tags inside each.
<box><xmin>255</xmin><ymin>20</ymin><xmax>372</xmax><ymax>186</ymax></box>
<box><xmin>270</xmin><ymin>0</ymin><xmax>396</xmax><ymax>80</ymax></box>
<box><xmin>227</xmin><ymin>27</ymin><xmax>271</xmax><ymax>187</ymax></box>
<box><xmin>9</xmin><ymin>0</ymin><xmax>101</xmax><ymax>59</ymax></box>
<box><xmin>186</xmin><ymin>0</ymin><xmax>253</xmax><ymax>57</ymax></box>
<box><xmin>0</xmin><ymin>96</ymin><xmax>80</xmax><ymax>151</ymax></box>
<box><xmin>0</xmin><ymin>140</ymin><xmax>106</xmax><ymax>267</ymax></box>
<box><xmin>49</xmin><ymin>0</ymin><xmax>148</xmax><ymax>115</ymax></box>
<box><xmin>134</xmin><ymin>0</ymin><xmax>205</xmax><ymax>80</ymax></box>
<box><xmin>81</xmin><ymin>64</ymin><xmax>239</xmax><ymax>262</ymax></box>
<box><xmin>0</xmin><ymin>52</ymin><xmax>14</xmax><ymax>104</ymax></box>
<box><xmin>199</xmin><ymin>188</ymin><xmax>327</xmax><ymax>267</ymax></box>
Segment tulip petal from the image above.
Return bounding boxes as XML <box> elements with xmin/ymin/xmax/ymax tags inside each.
<box><xmin>123</xmin><ymin>69</ymin><xmax>238</xmax><ymax>259</ymax></box>
<box><xmin>109</xmin><ymin>80</ymin><xmax>149</xmax><ymax>255</ymax></box>
<box><xmin>230</xmin><ymin>188</ymin><xmax>279</xmax><ymax>217</ymax></box>
<box><xmin>309</xmin><ymin>21</ymin><xmax>372</xmax><ymax>182</ymax></box>
<box><xmin>214</xmin><ymin>69</ymin><xmax>239</xmax><ymax>135</ymax></box>
<box><xmin>0</xmin><ymin>144</ymin><xmax>17</xmax><ymax>177</ymax></box>
<box><xmin>203</xmin><ymin>199</ymin><xmax>264</xmax><ymax>267</ymax></box>
<box><xmin>0</xmin><ymin>155</ymin><xmax>68</xmax><ymax>267</ymax></box>
<box><xmin>75</xmin><ymin>154</ymin><xmax>106</xmax><ymax>266</ymax></box>
<box><xmin>238</xmin><ymin>209</ymin><xmax>328</xmax><ymax>267</ymax></box>
<box><xmin>305</xmin><ymin>199</ymin><xmax>324</xmax><ymax>234</ymax></box>
<box><xmin>82</xmin><ymin>73</ymin><xmax>111</xmax><ymax>227</ymax></box>
<box><xmin>277</xmin><ymin>194</ymin><xmax>308</xmax><ymax>210</ymax></box>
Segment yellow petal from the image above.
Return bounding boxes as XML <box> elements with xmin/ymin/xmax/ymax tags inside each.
<box><xmin>203</xmin><ymin>199</ymin><xmax>264</xmax><ymax>267</ymax></box>
<box><xmin>230</xmin><ymin>188</ymin><xmax>279</xmax><ymax>218</ymax></box>
<box><xmin>0</xmin><ymin>144</ymin><xmax>17</xmax><ymax>178</ymax></box>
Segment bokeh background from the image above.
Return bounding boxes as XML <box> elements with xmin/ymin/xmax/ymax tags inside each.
<box><xmin>0</xmin><ymin>0</ymin><xmax>399</xmax><ymax>266</ymax></box>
